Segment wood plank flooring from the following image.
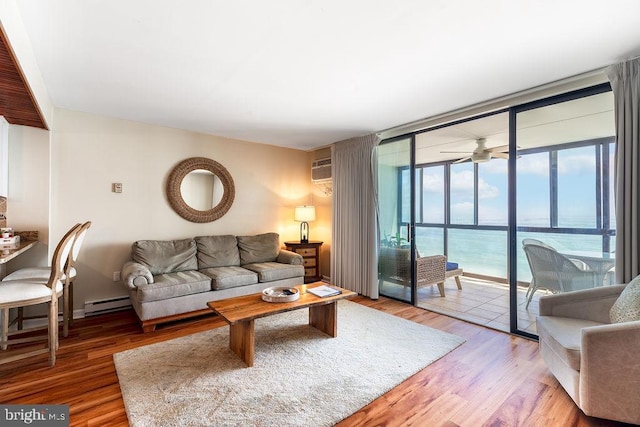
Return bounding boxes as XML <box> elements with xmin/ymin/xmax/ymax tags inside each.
<box><xmin>0</xmin><ymin>296</ymin><xmax>632</xmax><ymax>427</ymax></box>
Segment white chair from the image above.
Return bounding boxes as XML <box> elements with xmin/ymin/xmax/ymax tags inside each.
<box><xmin>2</xmin><ymin>221</ymin><xmax>91</xmax><ymax>337</ymax></box>
<box><xmin>522</xmin><ymin>242</ymin><xmax>597</xmax><ymax>309</ymax></box>
<box><xmin>0</xmin><ymin>223</ymin><xmax>81</xmax><ymax>366</ymax></box>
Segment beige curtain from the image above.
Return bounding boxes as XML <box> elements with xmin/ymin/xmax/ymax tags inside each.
<box><xmin>331</xmin><ymin>134</ymin><xmax>380</xmax><ymax>297</ymax></box>
<box><xmin>606</xmin><ymin>57</ymin><xmax>640</xmax><ymax>283</ymax></box>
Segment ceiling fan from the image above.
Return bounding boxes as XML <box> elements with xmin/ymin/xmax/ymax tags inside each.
<box><xmin>441</xmin><ymin>138</ymin><xmax>509</xmax><ymax>163</ymax></box>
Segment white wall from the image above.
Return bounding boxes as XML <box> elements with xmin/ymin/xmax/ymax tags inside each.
<box><xmin>40</xmin><ymin>108</ymin><xmax>313</xmax><ymax>309</ymax></box>
<box><xmin>6</xmin><ymin>124</ymin><xmax>50</xmax><ymax>270</ymax></box>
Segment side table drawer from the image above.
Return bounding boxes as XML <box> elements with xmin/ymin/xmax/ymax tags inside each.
<box><xmin>304</xmin><ymin>268</ymin><xmax>317</xmax><ymax>278</ymax></box>
<box><xmin>303</xmin><ymin>258</ymin><xmax>316</xmax><ymax>267</ymax></box>
<box><xmin>296</xmin><ymin>248</ymin><xmax>317</xmax><ymax>257</ymax></box>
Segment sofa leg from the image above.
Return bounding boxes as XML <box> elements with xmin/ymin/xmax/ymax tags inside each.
<box><xmin>437</xmin><ymin>282</ymin><xmax>445</xmax><ymax>297</ymax></box>
<box><xmin>141</xmin><ymin>323</ymin><xmax>156</xmax><ymax>333</ymax></box>
<box><xmin>455</xmin><ymin>276</ymin><xmax>462</xmax><ymax>290</ymax></box>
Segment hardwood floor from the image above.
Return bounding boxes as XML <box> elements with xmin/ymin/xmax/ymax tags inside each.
<box><xmin>0</xmin><ymin>296</ymin><xmax>632</xmax><ymax>427</ymax></box>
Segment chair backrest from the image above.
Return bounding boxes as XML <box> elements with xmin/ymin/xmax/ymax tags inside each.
<box><xmin>522</xmin><ymin>238</ymin><xmax>555</xmax><ymax>250</ymax></box>
<box><xmin>523</xmin><ymin>243</ymin><xmax>588</xmax><ymax>292</ymax></box>
<box><xmin>68</xmin><ymin>221</ymin><xmax>92</xmax><ymax>271</ymax></box>
<box><xmin>48</xmin><ymin>223</ymin><xmax>83</xmax><ymax>288</ymax></box>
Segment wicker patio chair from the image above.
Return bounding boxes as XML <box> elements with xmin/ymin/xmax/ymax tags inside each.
<box><xmin>522</xmin><ymin>243</ymin><xmax>598</xmax><ymax>309</ymax></box>
<box><xmin>378</xmin><ymin>246</ymin><xmax>462</xmax><ymax>297</ymax></box>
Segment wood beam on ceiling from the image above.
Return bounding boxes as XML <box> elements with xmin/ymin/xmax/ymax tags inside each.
<box><xmin>0</xmin><ymin>25</ymin><xmax>47</xmax><ymax>130</ymax></box>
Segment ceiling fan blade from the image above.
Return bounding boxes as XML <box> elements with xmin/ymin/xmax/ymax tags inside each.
<box><xmin>440</xmin><ymin>150</ymin><xmax>472</xmax><ymax>154</ymax></box>
<box><xmin>492</xmin><ymin>152</ymin><xmax>509</xmax><ymax>160</ymax></box>
<box><xmin>453</xmin><ymin>156</ymin><xmax>471</xmax><ymax>164</ymax></box>
<box><xmin>487</xmin><ymin>144</ymin><xmax>509</xmax><ymax>153</ymax></box>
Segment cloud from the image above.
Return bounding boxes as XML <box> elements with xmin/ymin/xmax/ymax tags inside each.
<box><xmin>517</xmin><ymin>154</ymin><xmax>549</xmax><ymax>176</ymax></box>
<box><xmin>450</xmin><ymin>170</ymin><xmax>500</xmax><ymax>199</ymax></box>
<box><xmin>557</xmin><ymin>154</ymin><xmax>595</xmax><ymax>174</ymax></box>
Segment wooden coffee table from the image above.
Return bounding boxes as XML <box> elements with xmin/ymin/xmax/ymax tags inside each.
<box><xmin>207</xmin><ymin>284</ymin><xmax>356</xmax><ymax>367</ymax></box>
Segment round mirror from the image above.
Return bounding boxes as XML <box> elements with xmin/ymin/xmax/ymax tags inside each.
<box><xmin>167</xmin><ymin>157</ymin><xmax>235</xmax><ymax>222</ymax></box>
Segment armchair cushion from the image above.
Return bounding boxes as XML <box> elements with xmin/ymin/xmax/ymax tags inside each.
<box><xmin>237</xmin><ymin>233</ymin><xmax>280</xmax><ymax>264</ymax></box>
<box><xmin>445</xmin><ymin>261</ymin><xmax>458</xmax><ymax>271</ymax></box>
<box><xmin>610</xmin><ymin>274</ymin><xmax>640</xmax><ymax>323</ymax></box>
<box><xmin>536</xmin><ymin>316</ymin><xmax>602</xmax><ymax>371</ymax></box>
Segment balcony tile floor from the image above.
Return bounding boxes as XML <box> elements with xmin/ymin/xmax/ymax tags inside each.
<box><xmin>379</xmin><ymin>276</ymin><xmax>541</xmax><ymax>335</ymax></box>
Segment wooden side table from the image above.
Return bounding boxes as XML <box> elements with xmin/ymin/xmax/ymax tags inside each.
<box><xmin>284</xmin><ymin>241</ymin><xmax>323</xmax><ymax>283</ymax></box>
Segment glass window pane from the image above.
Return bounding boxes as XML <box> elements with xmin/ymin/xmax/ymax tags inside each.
<box><xmin>421</xmin><ymin>166</ymin><xmax>444</xmax><ymax>223</ymax></box>
<box><xmin>415</xmin><ymin>227</ymin><xmax>444</xmax><ymax>256</ymax></box>
<box><xmin>516</xmin><ymin>152</ymin><xmax>550</xmax><ymax>226</ymax></box>
<box><xmin>478</xmin><ymin>160</ymin><xmax>508</xmax><ymax>225</ymax></box>
<box><xmin>401</xmin><ymin>168</ymin><xmax>410</xmax><ymax>223</ymax></box>
<box><xmin>450</xmin><ymin>162</ymin><xmax>474</xmax><ymax>224</ymax></box>
<box><xmin>448</xmin><ymin>228</ymin><xmax>507</xmax><ymax>278</ymax></box>
<box><xmin>557</xmin><ymin>146</ymin><xmax>596</xmax><ymax>228</ymax></box>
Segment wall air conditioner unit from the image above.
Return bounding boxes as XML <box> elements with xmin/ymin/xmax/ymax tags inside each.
<box><xmin>311</xmin><ymin>158</ymin><xmax>332</xmax><ymax>183</ymax></box>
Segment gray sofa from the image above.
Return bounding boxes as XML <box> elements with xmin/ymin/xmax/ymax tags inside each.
<box><xmin>121</xmin><ymin>233</ymin><xmax>304</xmax><ymax>332</ymax></box>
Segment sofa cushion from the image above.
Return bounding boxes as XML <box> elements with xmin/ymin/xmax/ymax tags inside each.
<box><xmin>135</xmin><ymin>270</ymin><xmax>211</xmax><ymax>303</ymax></box>
<box><xmin>237</xmin><ymin>233</ymin><xmax>280</xmax><ymax>264</ymax></box>
<box><xmin>132</xmin><ymin>239</ymin><xmax>198</xmax><ymax>275</ymax></box>
<box><xmin>200</xmin><ymin>266</ymin><xmax>258</xmax><ymax>290</ymax></box>
<box><xmin>242</xmin><ymin>262</ymin><xmax>305</xmax><ymax>283</ymax></box>
<box><xmin>195</xmin><ymin>235</ymin><xmax>240</xmax><ymax>268</ymax></box>
<box><xmin>536</xmin><ymin>315</ymin><xmax>603</xmax><ymax>371</ymax></box>
<box><xmin>610</xmin><ymin>275</ymin><xmax>640</xmax><ymax>323</ymax></box>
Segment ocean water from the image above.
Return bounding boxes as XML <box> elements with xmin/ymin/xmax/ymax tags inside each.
<box><xmin>413</xmin><ymin>227</ymin><xmax>615</xmax><ymax>282</ymax></box>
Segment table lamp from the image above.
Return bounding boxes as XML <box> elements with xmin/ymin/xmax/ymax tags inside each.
<box><xmin>295</xmin><ymin>205</ymin><xmax>316</xmax><ymax>243</ymax></box>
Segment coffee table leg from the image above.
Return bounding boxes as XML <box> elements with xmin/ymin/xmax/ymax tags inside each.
<box><xmin>229</xmin><ymin>319</ymin><xmax>255</xmax><ymax>367</ymax></box>
<box><xmin>309</xmin><ymin>301</ymin><xmax>337</xmax><ymax>337</ymax></box>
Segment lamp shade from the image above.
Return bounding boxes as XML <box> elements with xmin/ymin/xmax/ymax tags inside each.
<box><xmin>294</xmin><ymin>205</ymin><xmax>316</xmax><ymax>222</ymax></box>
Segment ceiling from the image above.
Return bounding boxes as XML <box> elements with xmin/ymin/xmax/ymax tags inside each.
<box><xmin>12</xmin><ymin>0</ymin><xmax>640</xmax><ymax>151</ymax></box>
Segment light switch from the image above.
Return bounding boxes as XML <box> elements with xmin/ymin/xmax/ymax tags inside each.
<box><xmin>112</xmin><ymin>183</ymin><xmax>123</xmax><ymax>193</ymax></box>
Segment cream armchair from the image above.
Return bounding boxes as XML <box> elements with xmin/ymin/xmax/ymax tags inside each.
<box><xmin>536</xmin><ymin>285</ymin><xmax>640</xmax><ymax>424</ymax></box>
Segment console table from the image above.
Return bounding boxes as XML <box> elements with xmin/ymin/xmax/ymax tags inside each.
<box><xmin>284</xmin><ymin>241</ymin><xmax>323</xmax><ymax>283</ymax></box>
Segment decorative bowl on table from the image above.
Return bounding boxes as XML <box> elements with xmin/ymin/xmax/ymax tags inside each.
<box><xmin>261</xmin><ymin>286</ymin><xmax>300</xmax><ymax>303</ymax></box>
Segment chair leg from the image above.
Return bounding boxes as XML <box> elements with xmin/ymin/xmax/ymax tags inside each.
<box><xmin>525</xmin><ymin>283</ymin><xmax>537</xmax><ymax>309</ymax></box>
<box><xmin>1</xmin><ymin>308</ymin><xmax>8</xmax><ymax>351</ymax></box>
<box><xmin>49</xmin><ymin>298</ymin><xmax>58</xmax><ymax>366</ymax></box>
<box><xmin>454</xmin><ymin>276</ymin><xmax>462</xmax><ymax>290</ymax></box>
<box><xmin>63</xmin><ymin>279</ymin><xmax>71</xmax><ymax>337</ymax></box>
<box><xmin>437</xmin><ymin>282</ymin><xmax>445</xmax><ymax>297</ymax></box>
<box><xmin>68</xmin><ymin>280</ymin><xmax>74</xmax><ymax>327</ymax></box>
<box><xmin>17</xmin><ymin>307</ymin><xmax>24</xmax><ymax>330</ymax></box>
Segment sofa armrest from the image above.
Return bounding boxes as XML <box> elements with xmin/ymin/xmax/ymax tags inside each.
<box><xmin>538</xmin><ymin>285</ymin><xmax>625</xmax><ymax>323</ymax></box>
<box><xmin>277</xmin><ymin>249</ymin><xmax>304</xmax><ymax>265</ymax></box>
<box><xmin>580</xmin><ymin>320</ymin><xmax>640</xmax><ymax>421</ymax></box>
<box><xmin>121</xmin><ymin>261</ymin><xmax>154</xmax><ymax>289</ymax></box>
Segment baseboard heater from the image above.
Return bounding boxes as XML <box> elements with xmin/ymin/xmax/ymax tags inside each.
<box><xmin>84</xmin><ymin>296</ymin><xmax>132</xmax><ymax>316</ymax></box>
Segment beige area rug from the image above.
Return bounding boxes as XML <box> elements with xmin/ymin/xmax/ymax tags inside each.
<box><xmin>114</xmin><ymin>300</ymin><xmax>465</xmax><ymax>427</ymax></box>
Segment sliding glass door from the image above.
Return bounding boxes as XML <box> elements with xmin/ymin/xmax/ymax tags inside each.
<box><xmin>377</xmin><ymin>137</ymin><xmax>414</xmax><ymax>304</ymax></box>
<box><xmin>512</xmin><ymin>85</ymin><xmax>616</xmax><ymax>336</ymax></box>
<box><xmin>376</xmin><ymin>83</ymin><xmax>615</xmax><ymax>339</ymax></box>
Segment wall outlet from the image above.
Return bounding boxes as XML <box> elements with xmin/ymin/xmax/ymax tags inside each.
<box><xmin>113</xmin><ymin>271</ymin><xmax>121</xmax><ymax>282</ymax></box>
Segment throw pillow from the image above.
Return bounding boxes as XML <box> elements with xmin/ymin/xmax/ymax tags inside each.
<box><xmin>195</xmin><ymin>235</ymin><xmax>240</xmax><ymax>268</ymax></box>
<box><xmin>237</xmin><ymin>233</ymin><xmax>280</xmax><ymax>264</ymax></box>
<box><xmin>133</xmin><ymin>239</ymin><xmax>198</xmax><ymax>275</ymax></box>
<box><xmin>610</xmin><ymin>274</ymin><xmax>640</xmax><ymax>323</ymax></box>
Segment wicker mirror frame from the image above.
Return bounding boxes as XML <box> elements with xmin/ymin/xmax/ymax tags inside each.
<box><xmin>166</xmin><ymin>157</ymin><xmax>235</xmax><ymax>223</ymax></box>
